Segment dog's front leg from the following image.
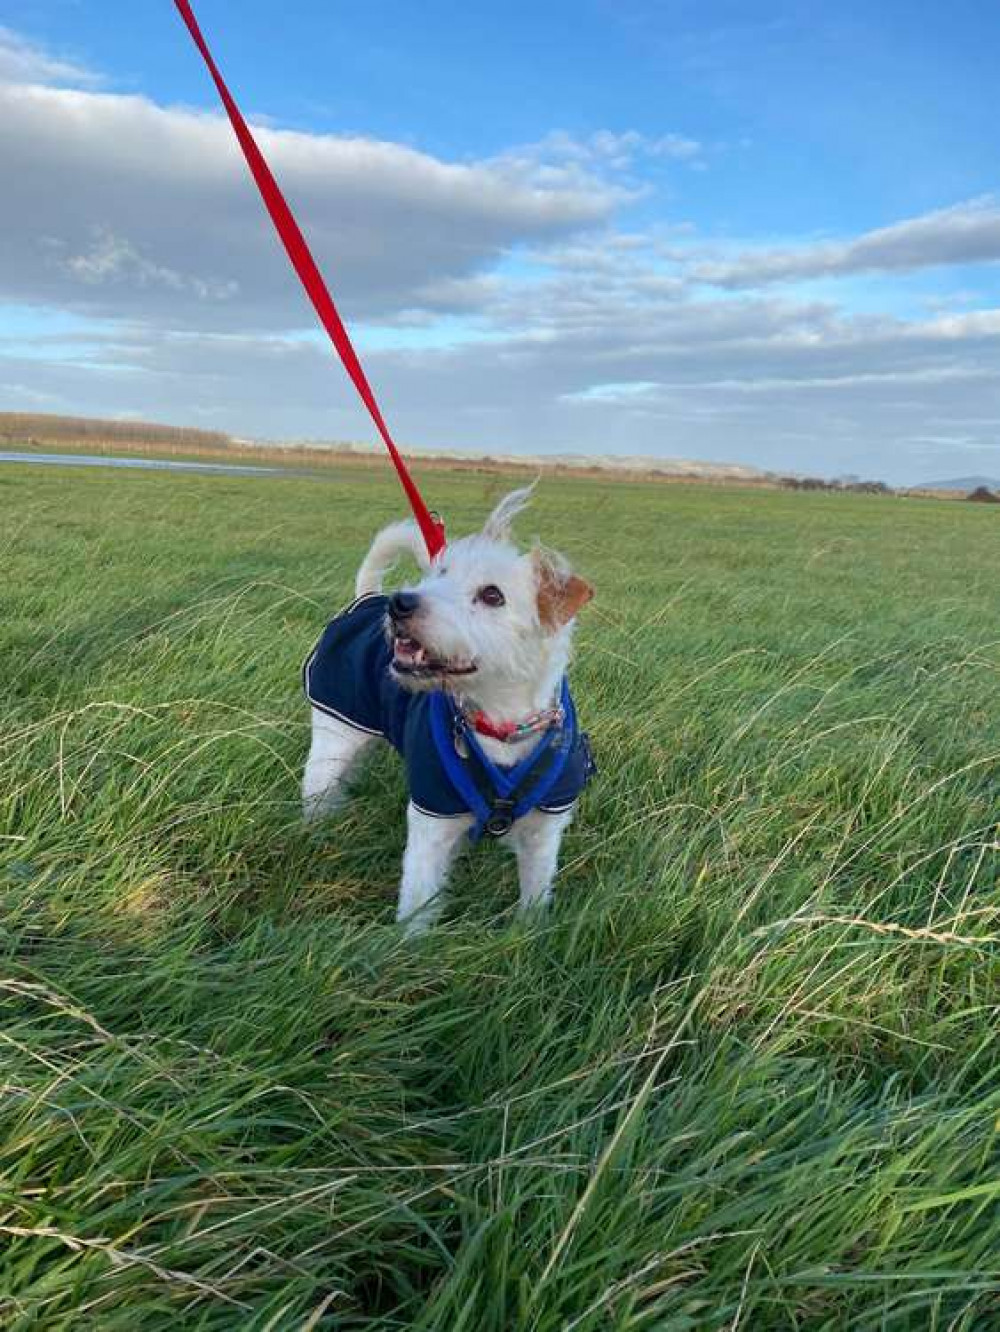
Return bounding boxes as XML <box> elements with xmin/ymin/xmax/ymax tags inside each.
<box><xmin>397</xmin><ymin>804</ymin><xmax>470</xmax><ymax>934</ymax></box>
<box><xmin>511</xmin><ymin>809</ymin><xmax>573</xmax><ymax>913</ymax></box>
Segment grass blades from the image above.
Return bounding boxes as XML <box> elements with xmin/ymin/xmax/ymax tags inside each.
<box><xmin>2</xmin><ymin>462</ymin><xmax>1000</xmax><ymax>1327</ymax></box>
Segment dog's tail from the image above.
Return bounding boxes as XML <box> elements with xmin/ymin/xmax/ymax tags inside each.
<box><xmin>355</xmin><ymin>520</ymin><xmax>431</xmax><ymax>597</ymax></box>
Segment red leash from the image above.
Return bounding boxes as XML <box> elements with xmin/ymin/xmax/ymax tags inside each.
<box><xmin>172</xmin><ymin>0</ymin><xmax>446</xmax><ymax>560</ymax></box>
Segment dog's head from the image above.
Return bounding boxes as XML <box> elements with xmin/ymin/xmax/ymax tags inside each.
<box><xmin>387</xmin><ymin>487</ymin><xmax>593</xmax><ymax>698</ymax></box>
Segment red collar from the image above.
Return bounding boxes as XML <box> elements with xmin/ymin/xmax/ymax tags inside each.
<box><xmin>464</xmin><ymin>703</ymin><xmax>564</xmax><ymax>743</ymax></box>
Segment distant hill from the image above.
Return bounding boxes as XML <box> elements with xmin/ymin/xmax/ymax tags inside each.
<box><xmin>285</xmin><ymin>437</ymin><xmax>771</xmax><ymax>483</ymax></box>
<box><xmin>912</xmin><ymin>476</ymin><xmax>1000</xmax><ymax>492</ymax></box>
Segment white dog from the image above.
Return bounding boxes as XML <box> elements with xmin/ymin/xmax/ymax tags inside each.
<box><xmin>301</xmin><ymin>488</ymin><xmax>595</xmax><ymax>932</ymax></box>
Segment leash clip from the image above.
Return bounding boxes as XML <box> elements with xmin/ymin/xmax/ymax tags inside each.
<box><xmin>484</xmin><ymin>798</ymin><xmax>515</xmax><ymax>838</ymax></box>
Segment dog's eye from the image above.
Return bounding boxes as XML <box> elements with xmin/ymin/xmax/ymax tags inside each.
<box><xmin>476</xmin><ymin>584</ymin><xmax>505</xmax><ymax>608</ymax></box>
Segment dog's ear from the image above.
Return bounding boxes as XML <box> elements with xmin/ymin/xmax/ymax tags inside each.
<box><xmin>483</xmin><ymin>484</ymin><xmax>537</xmax><ymax>541</ymax></box>
<box><xmin>533</xmin><ymin>550</ymin><xmax>594</xmax><ymax>628</ymax></box>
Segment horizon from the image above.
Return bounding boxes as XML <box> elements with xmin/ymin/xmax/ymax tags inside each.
<box><xmin>1</xmin><ymin>3</ymin><xmax>999</xmax><ymax>486</ymax></box>
<box><xmin>6</xmin><ymin>407</ymin><xmax>1000</xmax><ymax>490</ymax></box>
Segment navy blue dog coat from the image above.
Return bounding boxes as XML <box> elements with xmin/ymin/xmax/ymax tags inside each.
<box><xmin>303</xmin><ymin>593</ymin><xmax>595</xmax><ymax>839</ymax></box>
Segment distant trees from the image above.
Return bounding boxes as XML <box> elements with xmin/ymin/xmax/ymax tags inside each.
<box><xmin>0</xmin><ymin>412</ymin><xmax>231</xmax><ymax>452</ymax></box>
<box><xmin>967</xmin><ymin>486</ymin><xmax>1000</xmax><ymax>503</ymax></box>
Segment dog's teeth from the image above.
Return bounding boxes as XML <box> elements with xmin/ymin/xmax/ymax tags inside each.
<box><xmin>394</xmin><ymin>637</ymin><xmax>422</xmax><ymax>662</ymax></box>
<box><xmin>392</xmin><ymin>636</ymin><xmax>477</xmax><ymax>676</ymax></box>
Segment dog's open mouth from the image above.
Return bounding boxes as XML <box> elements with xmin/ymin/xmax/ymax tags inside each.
<box><xmin>391</xmin><ymin>635</ymin><xmax>477</xmax><ymax>678</ymax></box>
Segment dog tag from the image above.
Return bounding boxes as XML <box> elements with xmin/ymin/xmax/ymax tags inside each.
<box><xmin>453</xmin><ymin>729</ymin><xmax>470</xmax><ymax>759</ymax></box>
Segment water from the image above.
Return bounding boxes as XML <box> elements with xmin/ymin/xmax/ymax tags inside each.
<box><xmin>0</xmin><ymin>450</ymin><xmax>285</xmax><ymax>477</ymax></box>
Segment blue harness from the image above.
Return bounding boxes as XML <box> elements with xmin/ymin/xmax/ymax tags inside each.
<box><xmin>303</xmin><ymin>594</ymin><xmax>595</xmax><ymax>840</ymax></box>
<box><xmin>429</xmin><ymin>679</ymin><xmax>580</xmax><ymax>839</ymax></box>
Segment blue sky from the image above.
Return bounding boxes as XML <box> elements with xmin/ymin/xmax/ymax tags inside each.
<box><xmin>2</xmin><ymin>1</ymin><xmax>999</xmax><ymax>482</ymax></box>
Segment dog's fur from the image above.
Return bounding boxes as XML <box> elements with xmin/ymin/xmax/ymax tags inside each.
<box><xmin>301</xmin><ymin>488</ymin><xmax>593</xmax><ymax>932</ymax></box>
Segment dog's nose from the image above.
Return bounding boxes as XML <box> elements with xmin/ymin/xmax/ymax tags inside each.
<box><xmin>389</xmin><ymin>590</ymin><xmax>421</xmax><ymax>622</ymax></box>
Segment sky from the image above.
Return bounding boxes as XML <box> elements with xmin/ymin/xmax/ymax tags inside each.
<box><xmin>1</xmin><ymin>1</ymin><xmax>999</xmax><ymax>485</ymax></box>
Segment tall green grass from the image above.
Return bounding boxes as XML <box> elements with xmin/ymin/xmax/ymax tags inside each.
<box><xmin>2</xmin><ymin>462</ymin><xmax>1000</xmax><ymax>1328</ymax></box>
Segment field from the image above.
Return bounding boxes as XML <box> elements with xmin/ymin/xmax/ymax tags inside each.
<box><xmin>3</xmin><ymin>459</ymin><xmax>1000</xmax><ymax>1330</ymax></box>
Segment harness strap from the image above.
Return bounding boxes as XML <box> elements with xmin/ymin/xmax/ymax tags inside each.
<box><xmin>429</xmin><ymin>682</ymin><xmax>576</xmax><ymax>841</ymax></box>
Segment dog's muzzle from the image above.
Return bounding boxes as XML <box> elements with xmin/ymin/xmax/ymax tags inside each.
<box><xmin>387</xmin><ymin>592</ymin><xmax>477</xmax><ymax>679</ymax></box>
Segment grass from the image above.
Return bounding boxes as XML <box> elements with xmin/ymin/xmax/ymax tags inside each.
<box><xmin>2</xmin><ymin>458</ymin><xmax>1000</xmax><ymax>1329</ymax></box>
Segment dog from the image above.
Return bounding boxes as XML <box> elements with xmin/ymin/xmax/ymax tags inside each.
<box><xmin>301</xmin><ymin>487</ymin><xmax>595</xmax><ymax>932</ymax></box>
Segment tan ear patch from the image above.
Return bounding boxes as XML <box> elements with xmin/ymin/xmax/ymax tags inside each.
<box><xmin>535</xmin><ymin>555</ymin><xmax>594</xmax><ymax>628</ymax></box>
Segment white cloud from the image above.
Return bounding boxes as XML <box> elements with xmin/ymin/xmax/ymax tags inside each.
<box><xmin>0</xmin><ymin>80</ymin><xmax>624</xmax><ymax>329</ymax></box>
<box><xmin>0</xmin><ymin>25</ymin><xmax>99</xmax><ymax>87</ymax></box>
<box><xmin>912</xmin><ymin>309</ymin><xmax>1000</xmax><ymax>339</ymax></box>
<box><xmin>492</xmin><ymin>129</ymin><xmax>703</xmax><ymax>191</ymax></box>
<box><xmin>692</xmin><ymin>198</ymin><xmax>1000</xmax><ymax>288</ymax></box>
<box><xmin>549</xmin><ymin>128</ymin><xmax>702</xmax><ymax>166</ymax></box>
<box><xmin>57</xmin><ymin>228</ymin><xmax>241</xmax><ymax>302</ymax></box>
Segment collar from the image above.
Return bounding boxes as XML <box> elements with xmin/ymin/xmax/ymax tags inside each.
<box><xmin>461</xmin><ymin>701</ymin><xmax>564</xmax><ymax>744</ymax></box>
<box><xmin>430</xmin><ymin>681</ymin><xmax>577</xmax><ymax>841</ymax></box>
